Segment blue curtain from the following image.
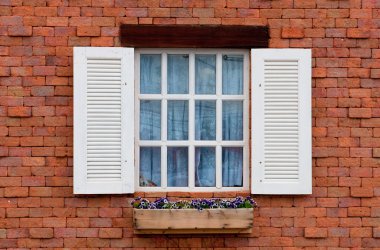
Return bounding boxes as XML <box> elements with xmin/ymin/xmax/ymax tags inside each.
<box><xmin>167</xmin><ymin>147</ymin><xmax>188</xmax><ymax>187</ymax></box>
<box><xmin>222</xmin><ymin>101</ymin><xmax>243</xmax><ymax>140</ymax></box>
<box><xmin>222</xmin><ymin>147</ymin><xmax>243</xmax><ymax>187</ymax></box>
<box><xmin>139</xmin><ymin>147</ymin><xmax>161</xmax><ymax>187</ymax></box>
<box><xmin>140</xmin><ymin>100</ymin><xmax>161</xmax><ymax>140</ymax></box>
<box><xmin>168</xmin><ymin>54</ymin><xmax>189</xmax><ymax>94</ymax></box>
<box><xmin>222</xmin><ymin>55</ymin><xmax>243</xmax><ymax>95</ymax></box>
<box><xmin>140</xmin><ymin>54</ymin><xmax>161</xmax><ymax>94</ymax></box>
<box><xmin>195</xmin><ymin>147</ymin><xmax>215</xmax><ymax>187</ymax></box>
<box><xmin>195</xmin><ymin>55</ymin><xmax>216</xmax><ymax>94</ymax></box>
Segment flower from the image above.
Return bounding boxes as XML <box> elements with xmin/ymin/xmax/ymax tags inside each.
<box><xmin>131</xmin><ymin>196</ymin><xmax>257</xmax><ymax>210</ymax></box>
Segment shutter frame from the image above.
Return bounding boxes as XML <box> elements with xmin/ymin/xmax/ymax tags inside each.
<box><xmin>74</xmin><ymin>47</ymin><xmax>135</xmax><ymax>194</ymax></box>
<box><xmin>251</xmin><ymin>49</ymin><xmax>312</xmax><ymax>195</ymax></box>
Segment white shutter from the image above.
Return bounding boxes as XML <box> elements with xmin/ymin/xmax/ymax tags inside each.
<box><xmin>74</xmin><ymin>47</ymin><xmax>134</xmax><ymax>194</ymax></box>
<box><xmin>251</xmin><ymin>49</ymin><xmax>311</xmax><ymax>194</ymax></box>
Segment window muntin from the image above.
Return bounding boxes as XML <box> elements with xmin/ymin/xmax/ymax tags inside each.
<box><xmin>135</xmin><ymin>49</ymin><xmax>249</xmax><ymax>191</ymax></box>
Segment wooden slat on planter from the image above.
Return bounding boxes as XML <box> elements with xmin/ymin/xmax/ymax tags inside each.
<box><xmin>120</xmin><ymin>25</ymin><xmax>269</xmax><ymax>48</ymax></box>
<box><xmin>133</xmin><ymin>208</ymin><xmax>254</xmax><ymax>234</ymax></box>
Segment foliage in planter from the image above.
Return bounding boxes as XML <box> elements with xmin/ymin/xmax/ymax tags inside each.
<box><xmin>131</xmin><ymin>196</ymin><xmax>257</xmax><ymax>210</ymax></box>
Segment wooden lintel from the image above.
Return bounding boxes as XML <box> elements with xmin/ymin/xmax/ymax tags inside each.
<box><xmin>120</xmin><ymin>25</ymin><xmax>269</xmax><ymax>48</ymax></box>
<box><xmin>134</xmin><ymin>228</ymin><xmax>252</xmax><ymax>234</ymax></box>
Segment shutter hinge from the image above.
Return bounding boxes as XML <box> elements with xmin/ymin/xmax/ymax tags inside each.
<box><xmin>124</xmin><ymin>82</ymin><xmax>127</xmax><ymax>85</ymax></box>
<box><xmin>259</xmin><ymin>83</ymin><xmax>262</xmax><ymax>87</ymax></box>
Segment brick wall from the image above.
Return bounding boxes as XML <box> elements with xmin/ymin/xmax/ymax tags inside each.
<box><xmin>0</xmin><ymin>0</ymin><xmax>379</xmax><ymax>248</ymax></box>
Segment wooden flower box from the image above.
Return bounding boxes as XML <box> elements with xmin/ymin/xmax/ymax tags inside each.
<box><xmin>133</xmin><ymin>208</ymin><xmax>254</xmax><ymax>234</ymax></box>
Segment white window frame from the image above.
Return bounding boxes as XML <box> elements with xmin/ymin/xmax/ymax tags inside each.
<box><xmin>134</xmin><ymin>48</ymin><xmax>250</xmax><ymax>192</ymax></box>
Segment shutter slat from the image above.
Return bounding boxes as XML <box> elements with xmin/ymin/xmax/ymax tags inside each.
<box><xmin>86</xmin><ymin>57</ymin><xmax>123</xmax><ymax>183</ymax></box>
<box><xmin>251</xmin><ymin>49</ymin><xmax>312</xmax><ymax>195</ymax></box>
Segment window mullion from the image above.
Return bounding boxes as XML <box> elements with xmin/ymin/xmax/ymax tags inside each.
<box><xmin>189</xmin><ymin>52</ymin><xmax>195</xmax><ymax>189</ymax></box>
<box><xmin>216</xmin><ymin>52</ymin><xmax>222</xmax><ymax>189</ymax></box>
<box><xmin>162</xmin><ymin>52</ymin><xmax>168</xmax><ymax>189</ymax></box>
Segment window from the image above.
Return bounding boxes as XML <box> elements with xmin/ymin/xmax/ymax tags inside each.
<box><xmin>136</xmin><ymin>49</ymin><xmax>249</xmax><ymax>191</ymax></box>
<box><xmin>73</xmin><ymin>47</ymin><xmax>311</xmax><ymax>195</ymax></box>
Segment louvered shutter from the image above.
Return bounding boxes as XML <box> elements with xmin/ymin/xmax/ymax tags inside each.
<box><xmin>74</xmin><ymin>47</ymin><xmax>134</xmax><ymax>194</ymax></box>
<box><xmin>251</xmin><ymin>49</ymin><xmax>312</xmax><ymax>194</ymax></box>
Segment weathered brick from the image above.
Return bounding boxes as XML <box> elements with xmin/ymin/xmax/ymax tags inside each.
<box><xmin>30</xmin><ymin>228</ymin><xmax>53</xmax><ymax>238</ymax></box>
<box><xmin>282</xmin><ymin>27</ymin><xmax>304</xmax><ymax>38</ymax></box>
<box><xmin>77</xmin><ymin>26</ymin><xmax>101</xmax><ymax>36</ymax></box>
<box><xmin>8</xmin><ymin>107</ymin><xmax>31</xmax><ymax>117</ymax></box>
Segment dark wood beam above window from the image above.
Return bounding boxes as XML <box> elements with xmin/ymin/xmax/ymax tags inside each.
<box><xmin>120</xmin><ymin>25</ymin><xmax>269</xmax><ymax>48</ymax></box>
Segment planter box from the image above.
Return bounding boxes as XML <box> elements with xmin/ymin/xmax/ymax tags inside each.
<box><xmin>133</xmin><ymin>208</ymin><xmax>253</xmax><ymax>234</ymax></box>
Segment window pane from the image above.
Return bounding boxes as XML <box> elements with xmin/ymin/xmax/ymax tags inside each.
<box><xmin>168</xmin><ymin>54</ymin><xmax>189</xmax><ymax>94</ymax></box>
<box><xmin>168</xmin><ymin>100</ymin><xmax>188</xmax><ymax>140</ymax></box>
<box><xmin>195</xmin><ymin>55</ymin><xmax>216</xmax><ymax>94</ymax></box>
<box><xmin>167</xmin><ymin>147</ymin><xmax>188</xmax><ymax>187</ymax></box>
<box><xmin>222</xmin><ymin>101</ymin><xmax>243</xmax><ymax>140</ymax></box>
<box><xmin>195</xmin><ymin>147</ymin><xmax>215</xmax><ymax>187</ymax></box>
<box><xmin>140</xmin><ymin>100</ymin><xmax>161</xmax><ymax>140</ymax></box>
<box><xmin>139</xmin><ymin>147</ymin><xmax>161</xmax><ymax>187</ymax></box>
<box><xmin>140</xmin><ymin>54</ymin><xmax>161</xmax><ymax>94</ymax></box>
<box><xmin>195</xmin><ymin>100</ymin><xmax>216</xmax><ymax>140</ymax></box>
<box><xmin>222</xmin><ymin>147</ymin><xmax>243</xmax><ymax>187</ymax></box>
<box><xmin>222</xmin><ymin>55</ymin><xmax>243</xmax><ymax>95</ymax></box>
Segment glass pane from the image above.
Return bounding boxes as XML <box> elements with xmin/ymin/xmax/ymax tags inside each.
<box><xmin>140</xmin><ymin>54</ymin><xmax>161</xmax><ymax>94</ymax></box>
<box><xmin>167</xmin><ymin>147</ymin><xmax>188</xmax><ymax>187</ymax></box>
<box><xmin>168</xmin><ymin>54</ymin><xmax>189</xmax><ymax>94</ymax></box>
<box><xmin>139</xmin><ymin>147</ymin><xmax>161</xmax><ymax>187</ymax></box>
<box><xmin>140</xmin><ymin>100</ymin><xmax>161</xmax><ymax>140</ymax></box>
<box><xmin>222</xmin><ymin>55</ymin><xmax>243</xmax><ymax>95</ymax></box>
<box><xmin>195</xmin><ymin>54</ymin><xmax>216</xmax><ymax>94</ymax></box>
<box><xmin>195</xmin><ymin>100</ymin><xmax>216</xmax><ymax>140</ymax></box>
<box><xmin>222</xmin><ymin>101</ymin><xmax>243</xmax><ymax>140</ymax></box>
<box><xmin>222</xmin><ymin>147</ymin><xmax>243</xmax><ymax>187</ymax></box>
<box><xmin>195</xmin><ymin>147</ymin><xmax>215</xmax><ymax>187</ymax></box>
<box><xmin>168</xmin><ymin>100</ymin><xmax>188</xmax><ymax>140</ymax></box>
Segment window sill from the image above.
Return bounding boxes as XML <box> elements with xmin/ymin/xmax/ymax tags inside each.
<box><xmin>133</xmin><ymin>208</ymin><xmax>254</xmax><ymax>234</ymax></box>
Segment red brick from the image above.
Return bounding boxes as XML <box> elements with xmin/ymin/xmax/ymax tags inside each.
<box><xmin>304</xmin><ymin>228</ymin><xmax>327</xmax><ymax>238</ymax></box>
<box><xmin>99</xmin><ymin>208</ymin><xmax>122</xmax><ymax>218</ymax></box>
<box><xmin>67</xmin><ymin>218</ymin><xmax>89</xmax><ymax>228</ymax></box>
<box><xmin>6</xmin><ymin>208</ymin><xmax>29</xmax><ymax>218</ymax></box>
<box><xmin>54</xmin><ymin>228</ymin><xmax>76</xmax><ymax>238</ymax></box>
<box><xmin>351</xmin><ymin>187</ymin><xmax>374</xmax><ymax>197</ymax></box>
<box><xmin>46</xmin><ymin>17</ymin><xmax>68</xmax><ymax>26</ymax></box>
<box><xmin>350</xmin><ymin>227</ymin><xmax>372</xmax><ymax>237</ymax></box>
<box><xmin>282</xmin><ymin>27</ymin><xmax>304</xmax><ymax>38</ymax></box>
<box><xmin>31</xmin><ymin>86</ymin><xmax>54</xmax><ymax>96</ymax></box>
<box><xmin>372</xmin><ymin>228</ymin><xmax>380</xmax><ymax>239</ymax></box>
<box><xmin>43</xmin><ymin>217</ymin><xmax>66</xmax><ymax>227</ymax></box>
<box><xmin>348</xmin><ymin>207</ymin><xmax>371</xmax><ymax>217</ymax></box>
<box><xmin>7</xmin><ymin>107</ymin><xmax>31</xmax><ymax>117</ymax></box>
<box><xmin>350</xmin><ymin>8</ymin><xmax>372</xmax><ymax>18</ymax></box>
<box><xmin>349</xmin><ymin>108</ymin><xmax>372</xmax><ymax>118</ymax></box>
<box><xmin>74</xmin><ymin>208</ymin><xmax>97</xmax><ymax>219</ymax></box>
<box><xmin>77</xmin><ymin>26</ymin><xmax>100</xmax><ymax>36</ymax></box>
<box><xmin>90</xmin><ymin>218</ymin><xmax>112</xmax><ymax>227</ymax></box>
<box><xmin>350</xmin><ymin>148</ymin><xmax>372</xmax><ymax>158</ymax></box>
<box><xmin>160</xmin><ymin>0</ymin><xmax>182</xmax><ymax>7</ymax></box>
<box><xmin>30</xmin><ymin>228</ymin><xmax>53</xmax><ymax>239</ymax></box>
<box><xmin>30</xmin><ymin>187</ymin><xmax>51</xmax><ymax>197</ymax></box>
<box><xmin>18</xmin><ymin>197</ymin><xmax>41</xmax><ymax>208</ymax></box>
<box><xmin>347</xmin><ymin>28</ymin><xmax>371</xmax><ymax>38</ymax></box>
<box><xmin>35</xmin><ymin>7</ymin><xmax>57</xmax><ymax>16</ymax></box>
<box><xmin>374</xmin><ymin>148</ymin><xmax>380</xmax><ymax>157</ymax></box>
<box><xmin>58</xmin><ymin>7</ymin><xmax>80</xmax><ymax>16</ymax></box>
<box><xmin>226</xmin><ymin>0</ymin><xmax>249</xmax><ymax>8</ymax></box>
<box><xmin>4</xmin><ymin>187</ymin><xmax>28</xmax><ymax>197</ymax></box>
